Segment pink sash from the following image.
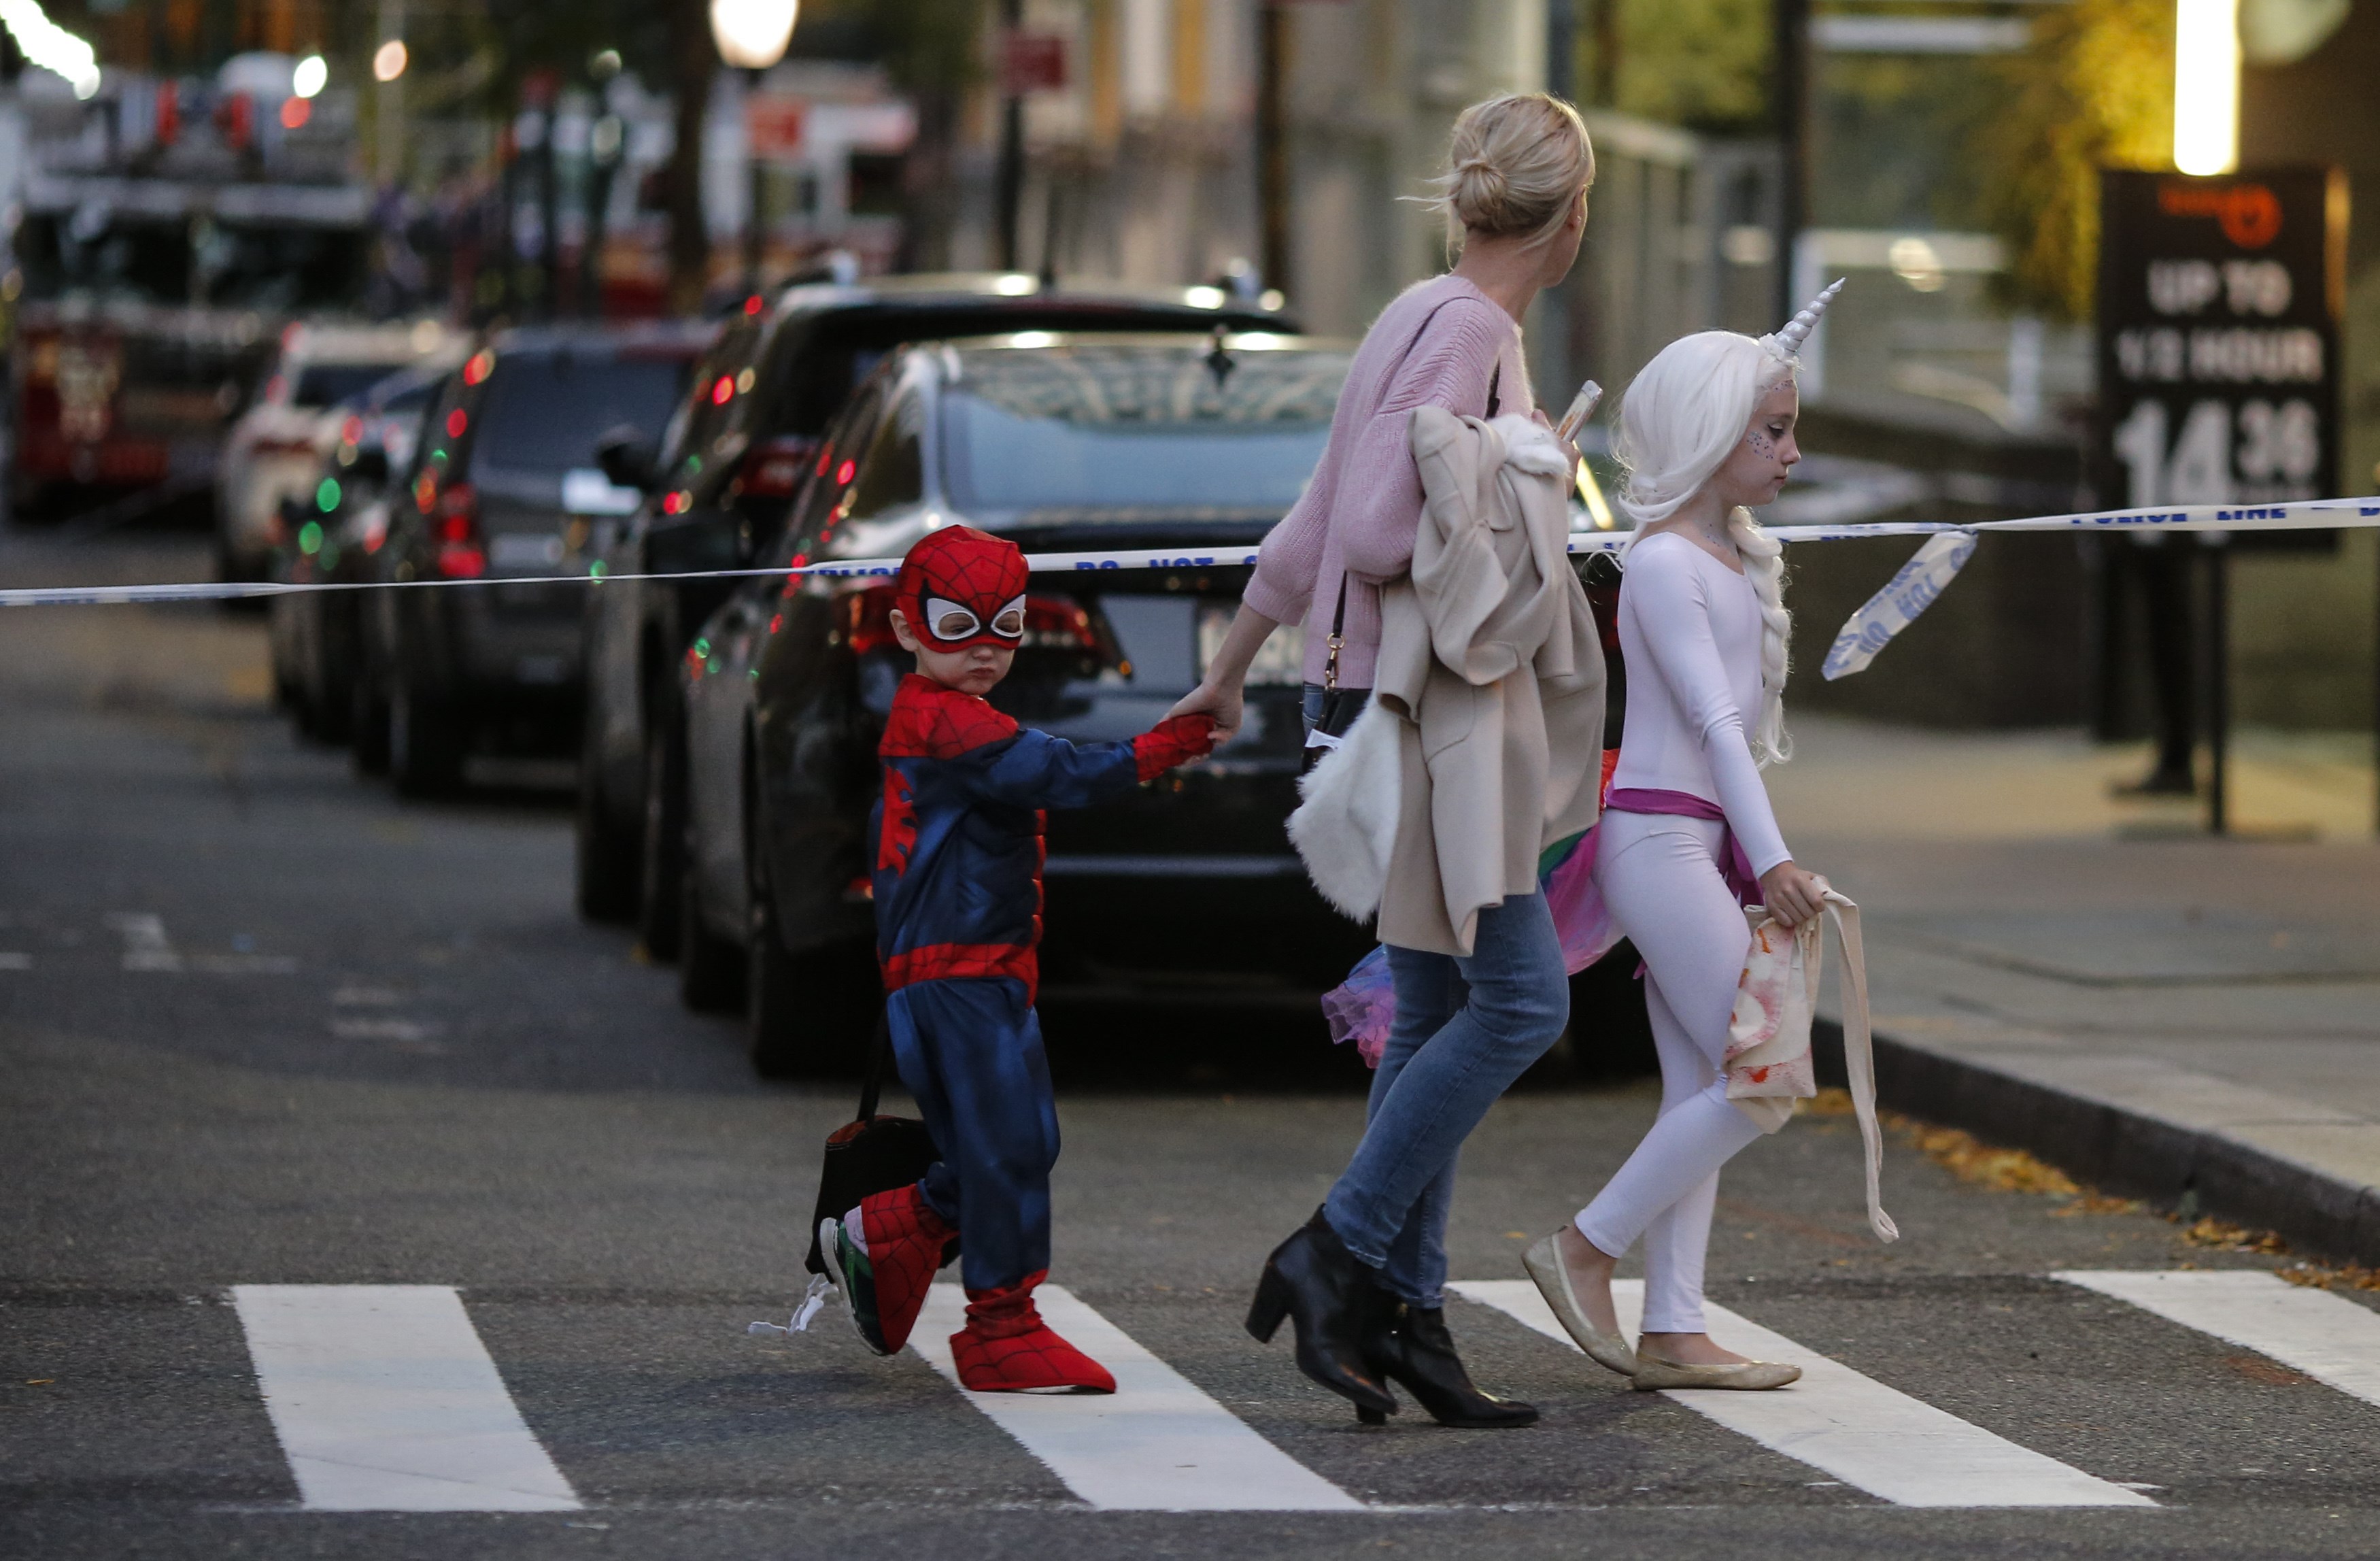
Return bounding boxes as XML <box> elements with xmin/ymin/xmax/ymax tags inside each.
<box><xmin>1603</xmin><ymin>787</ymin><xmax>1762</xmax><ymax>908</ymax></box>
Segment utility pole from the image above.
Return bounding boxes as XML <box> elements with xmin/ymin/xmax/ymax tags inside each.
<box><xmin>1255</xmin><ymin>2</ymin><xmax>1289</xmax><ymax>297</ymax></box>
<box><xmin>995</xmin><ymin>0</ymin><xmax>1024</xmax><ymax>271</ymax></box>
<box><xmin>1772</xmin><ymin>0</ymin><xmax>1808</xmax><ymax>324</ymax></box>
<box><xmin>1547</xmin><ymin>0</ymin><xmax>1576</xmax><ymax>103</ymax></box>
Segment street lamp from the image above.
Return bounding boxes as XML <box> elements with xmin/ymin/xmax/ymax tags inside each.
<box><xmin>2174</xmin><ymin>0</ymin><xmax>2240</xmax><ymax>175</ymax></box>
<box><xmin>709</xmin><ymin>0</ymin><xmax>800</xmax><ymax>298</ymax></box>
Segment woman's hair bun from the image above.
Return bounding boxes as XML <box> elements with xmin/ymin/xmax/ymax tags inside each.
<box><xmin>1418</xmin><ymin>93</ymin><xmax>1595</xmax><ymax>249</ymax></box>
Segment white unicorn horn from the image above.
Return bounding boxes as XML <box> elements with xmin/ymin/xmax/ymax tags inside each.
<box><xmin>1763</xmin><ymin>278</ymin><xmax>1846</xmax><ymax>361</ymax></box>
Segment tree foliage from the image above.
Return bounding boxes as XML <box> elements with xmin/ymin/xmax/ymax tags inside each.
<box><xmin>1980</xmin><ymin>0</ymin><xmax>2174</xmax><ymax>320</ymax></box>
<box><xmin>1584</xmin><ymin>0</ymin><xmax>1772</xmax><ymax>135</ymax></box>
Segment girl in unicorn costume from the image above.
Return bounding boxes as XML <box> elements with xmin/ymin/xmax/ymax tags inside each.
<box><xmin>1325</xmin><ymin>284</ymin><xmax>1851</xmax><ymax>1391</ymax></box>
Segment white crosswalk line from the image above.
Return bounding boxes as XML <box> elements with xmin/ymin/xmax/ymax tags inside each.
<box><xmin>2056</xmin><ymin>1269</ymin><xmax>2380</xmax><ymax>1409</ymax></box>
<box><xmin>232</xmin><ymin>1285</ymin><xmax>580</xmax><ymax>1512</ymax></box>
<box><xmin>910</xmin><ymin>1283</ymin><xmax>1363</xmax><ymax>1512</ymax></box>
<box><xmin>1451</xmin><ymin>1279</ymin><xmax>2152</xmax><ymax>1508</ymax></box>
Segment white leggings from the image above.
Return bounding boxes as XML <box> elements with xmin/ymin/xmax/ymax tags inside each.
<box><xmin>1574</xmin><ymin>811</ymin><xmax>1765</xmax><ymax>1334</ymax></box>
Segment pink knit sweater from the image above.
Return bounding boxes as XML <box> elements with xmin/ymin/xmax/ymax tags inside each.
<box><xmin>1245</xmin><ymin>273</ymin><xmax>1529</xmax><ymax>688</ymax></box>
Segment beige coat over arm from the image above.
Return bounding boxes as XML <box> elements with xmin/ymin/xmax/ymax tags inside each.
<box><xmin>1371</xmin><ymin>408</ymin><xmax>1608</xmax><ymax>956</ymax></box>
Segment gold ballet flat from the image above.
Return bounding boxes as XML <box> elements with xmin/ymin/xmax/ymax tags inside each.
<box><xmin>1629</xmin><ymin>1349</ymin><xmax>1801</xmax><ymax>1392</ymax></box>
<box><xmin>1521</xmin><ymin>1233</ymin><xmax>1638</xmax><ymax>1377</ymax></box>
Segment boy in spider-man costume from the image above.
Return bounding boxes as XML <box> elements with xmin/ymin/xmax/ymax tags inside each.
<box><xmin>818</xmin><ymin>525</ymin><xmax>1215</xmax><ymax>1393</ymax></box>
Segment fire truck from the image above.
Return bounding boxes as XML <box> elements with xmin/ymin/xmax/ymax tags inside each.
<box><xmin>5</xmin><ymin>57</ymin><xmax>371</xmax><ymax>522</ymax></box>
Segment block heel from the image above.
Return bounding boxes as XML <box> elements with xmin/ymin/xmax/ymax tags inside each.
<box><xmin>1246</xmin><ymin>1266</ymin><xmax>1291</xmax><ymax>1343</ymax></box>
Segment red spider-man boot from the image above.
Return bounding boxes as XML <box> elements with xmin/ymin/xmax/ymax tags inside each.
<box><xmin>820</xmin><ymin>1184</ymin><xmax>953</xmax><ymax>1356</ymax></box>
<box><xmin>950</xmin><ymin>1272</ymin><xmax>1116</xmax><ymax>1394</ymax></box>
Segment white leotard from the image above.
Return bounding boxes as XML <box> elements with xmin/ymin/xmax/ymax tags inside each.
<box><xmin>1606</xmin><ymin>530</ymin><xmax>1790</xmax><ymax>876</ymax></box>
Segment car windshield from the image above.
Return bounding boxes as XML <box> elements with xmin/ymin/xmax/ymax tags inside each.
<box><xmin>473</xmin><ymin>351</ymin><xmax>694</xmax><ymax>475</ymax></box>
<box><xmin>296</xmin><ymin>363</ymin><xmax>404</xmax><ymax>409</ymax></box>
<box><xmin>939</xmin><ymin>343</ymin><xmax>1346</xmax><ymax>516</ymax></box>
<box><xmin>14</xmin><ymin>212</ymin><xmax>367</xmax><ymax>309</ymax></box>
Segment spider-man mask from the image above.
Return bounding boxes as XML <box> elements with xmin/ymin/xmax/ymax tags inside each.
<box><xmin>894</xmin><ymin>525</ymin><xmax>1030</xmax><ymax>651</ymax></box>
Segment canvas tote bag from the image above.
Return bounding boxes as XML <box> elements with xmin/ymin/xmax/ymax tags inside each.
<box><xmin>1724</xmin><ymin>886</ymin><xmax>1899</xmax><ymax>1243</ymax></box>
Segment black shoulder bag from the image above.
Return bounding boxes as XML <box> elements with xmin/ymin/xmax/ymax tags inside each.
<box><xmin>803</xmin><ymin>1011</ymin><xmax>944</xmax><ymax>1276</ymax></box>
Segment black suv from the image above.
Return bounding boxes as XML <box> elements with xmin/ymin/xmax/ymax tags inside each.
<box><xmin>575</xmin><ymin>273</ymin><xmax>1294</xmax><ymax>952</ymax></box>
<box><xmin>360</xmin><ymin>322</ymin><xmax>710</xmax><ymax>795</ymax></box>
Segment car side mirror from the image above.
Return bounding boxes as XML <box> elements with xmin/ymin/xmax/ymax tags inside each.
<box><xmin>594</xmin><ymin>424</ymin><xmax>656</xmax><ymax>493</ymax></box>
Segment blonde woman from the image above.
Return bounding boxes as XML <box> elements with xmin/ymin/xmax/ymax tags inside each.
<box><xmin>1523</xmin><ymin>290</ymin><xmax>1843</xmax><ymax>1392</ymax></box>
<box><xmin>1174</xmin><ymin>93</ymin><xmax>1595</xmax><ymax>1428</ymax></box>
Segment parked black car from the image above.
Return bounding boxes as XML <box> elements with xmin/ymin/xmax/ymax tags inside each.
<box><xmin>575</xmin><ymin>272</ymin><xmax>1296</xmax><ymax>953</ymax></box>
<box><xmin>265</xmin><ymin>363</ymin><xmax>451</xmax><ymax>748</ymax></box>
<box><xmin>670</xmin><ymin>331</ymin><xmax>1370</xmax><ymax>1075</ymax></box>
<box><xmin>359</xmin><ymin>321</ymin><xmax>710</xmax><ymax>795</ymax></box>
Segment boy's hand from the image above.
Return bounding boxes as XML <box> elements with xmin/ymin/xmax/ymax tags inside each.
<box><xmin>1134</xmin><ymin>714</ymin><xmax>1219</xmax><ymax>782</ymax></box>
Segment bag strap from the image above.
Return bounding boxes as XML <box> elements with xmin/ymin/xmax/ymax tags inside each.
<box><xmin>1486</xmin><ymin>363</ymin><xmax>1501</xmax><ymax>419</ymax></box>
<box><xmin>1821</xmin><ymin>890</ymin><xmax>1897</xmax><ymax>1243</ymax></box>
<box><xmin>1323</xmin><ymin>573</ymin><xmax>1349</xmax><ymax>690</ymax></box>
<box><xmin>855</xmin><ymin>1007</ymin><xmax>893</xmax><ymax>1122</ymax></box>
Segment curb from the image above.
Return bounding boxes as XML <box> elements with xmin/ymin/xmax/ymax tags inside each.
<box><xmin>1814</xmin><ymin>1021</ymin><xmax>2380</xmax><ymax>1267</ymax></box>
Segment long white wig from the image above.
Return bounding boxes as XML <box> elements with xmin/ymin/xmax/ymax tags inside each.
<box><xmin>1613</xmin><ymin>331</ymin><xmax>1797</xmax><ymax>766</ymax></box>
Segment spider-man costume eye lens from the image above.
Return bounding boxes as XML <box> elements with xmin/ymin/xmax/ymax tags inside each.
<box><xmin>989</xmin><ymin>597</ymin><xmax>1025</xmax><ymax>638</ymax></box>
<box><xmin>925</xmin><ymin>598</ymin><xmax>981</xmax><ymax>641</ymax></box>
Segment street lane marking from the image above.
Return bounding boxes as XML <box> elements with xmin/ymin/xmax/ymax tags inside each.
<box><xmin>100</xmin><ymin>913</ymin><xmax>294</xmax><ymax>973</ymax></box>
<box><xmin>232</xmin><ymin>1285</ymin><xmax>579</xmax><ymax>1512</ymax></box>
<box><xmin>911</xmin><ymin>1283</ymin><xmax>1363</xmax><ymax>1512</ymax></box>
<box><xmin>1452</xmin><ymin>1279</ymin><xmax>2154</xmax><ymax>1508</ymax></box>
<box><xmin>107</xmin><ymin>911</ymin><xmax>182</xmax><ymax>971</ymax></box>
<box><xmin>2057</xmin><ymin>1269</ymin><xmax>2380</xmax><ymax>1409</ymax></box>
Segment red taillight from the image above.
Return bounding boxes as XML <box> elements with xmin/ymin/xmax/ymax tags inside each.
<box><xmin>843</xmin><ymin>584</ymin><xmax>900</xmax><ymax>653</ymax></box>
<box><xmin>738</xmin><ymin>434</ymin><xmax>818</xmax><ymax>498</ymax></box>
<box><xmin>431</xmin><ymin>482</ymin><xmax>483</xmax><ymax>577</ymax></box>
<box><xmin>339</xmin><ymin>415</ymin><xmax>363</xmax><ymax>445</ymax></box>
<box><xmin>1022</xmin><ymin>594</ymin><xmax>1105</xmax><ymax>654</ymax></box>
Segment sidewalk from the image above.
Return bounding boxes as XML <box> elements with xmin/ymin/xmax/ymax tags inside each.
<box><xmin>1771</xmin><ymin>716</ymin><xmax>2380</xmax><ymax>1263</ymax></box>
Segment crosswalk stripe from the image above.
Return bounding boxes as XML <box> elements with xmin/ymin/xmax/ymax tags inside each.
<box><xmin>2056</xmin><ymin>1269</ymin><xmax>2380</xmax><ymax>1409</ymax></box>
<box><xmin>1451</xmin><ymin>1278</ymin><xmax>2154</xmax><ymax>1508</ymax></box>
<box><xmin>231</xmin><ymin>1285</ymin><xmax>580</xmax><ymax>1512</ymax></box>
<box><xmin>909</xmin><ymin>1283</ymin><xmax>1364</xmax><ymax>1512</ymax></box>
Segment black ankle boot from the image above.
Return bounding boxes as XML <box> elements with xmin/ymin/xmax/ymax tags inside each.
<box><xmin>1246</xmin><ymin>1207</ymin><xmax>1399</xmax><ymax>1417</ymax></box>
<box><xmin>1365</xmin><ymin>1303</ymin><xmax>1538</xmax><ymax>1428</ymax></box>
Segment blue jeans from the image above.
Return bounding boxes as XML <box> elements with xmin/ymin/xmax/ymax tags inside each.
<box><xmin>1321</xmin><ymin>893</ymin><xmax>1569</xmax><ymax>1307</ymax></box>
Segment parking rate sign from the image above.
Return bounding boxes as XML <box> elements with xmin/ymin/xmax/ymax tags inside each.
<box><xmin>2096</xmin><ymin>166</ymin><xmax>2347</xmax><ymax>551</ymax></box>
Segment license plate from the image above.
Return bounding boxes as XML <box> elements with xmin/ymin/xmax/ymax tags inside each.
<box><xmin>1197</xmin><ymin>604</ymin><xmax>1304</xmax><ymax>686</ymax></box>
<box><xmin>490</xmin><ymin>533</ymin><xmax>565</xmax><ymax>568</ymax></box>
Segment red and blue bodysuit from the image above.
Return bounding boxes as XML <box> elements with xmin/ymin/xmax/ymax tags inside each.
<box><xmin>830</xmin><ymin>524</ymin><xmax>1210</xmax><ymax>1394</ymax></box>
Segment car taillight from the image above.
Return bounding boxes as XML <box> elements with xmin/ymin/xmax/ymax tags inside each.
<box><xmin>430</xmin><ymin>482</ymin><xmax>483</xmax><ymax>578</ymax></box>
<box><xmin>841</xmin><ymin>583</ymin><xmax>900</xmax><ymax>654</ymax></box>
<box><xmin>1021</xmin><ymin>594</ymin><xmax>1106</xmax><ymax>655</ymax></box>
<box><xmin>737</xmin><ymin>434</ymin><xmax>819</xmax><ymax>499</ymax></box>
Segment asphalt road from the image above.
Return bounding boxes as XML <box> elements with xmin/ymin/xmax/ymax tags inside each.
<box><xmin>5</xmin><ymin>532</ymin><xmax>2379</xmax><ymax>1560</ymax></box>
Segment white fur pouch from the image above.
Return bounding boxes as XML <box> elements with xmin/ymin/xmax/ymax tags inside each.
<box><xmin>1286</xmin><ymin>695</ymin><xmax>1402</xmax><ymax>920</ymax></box>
